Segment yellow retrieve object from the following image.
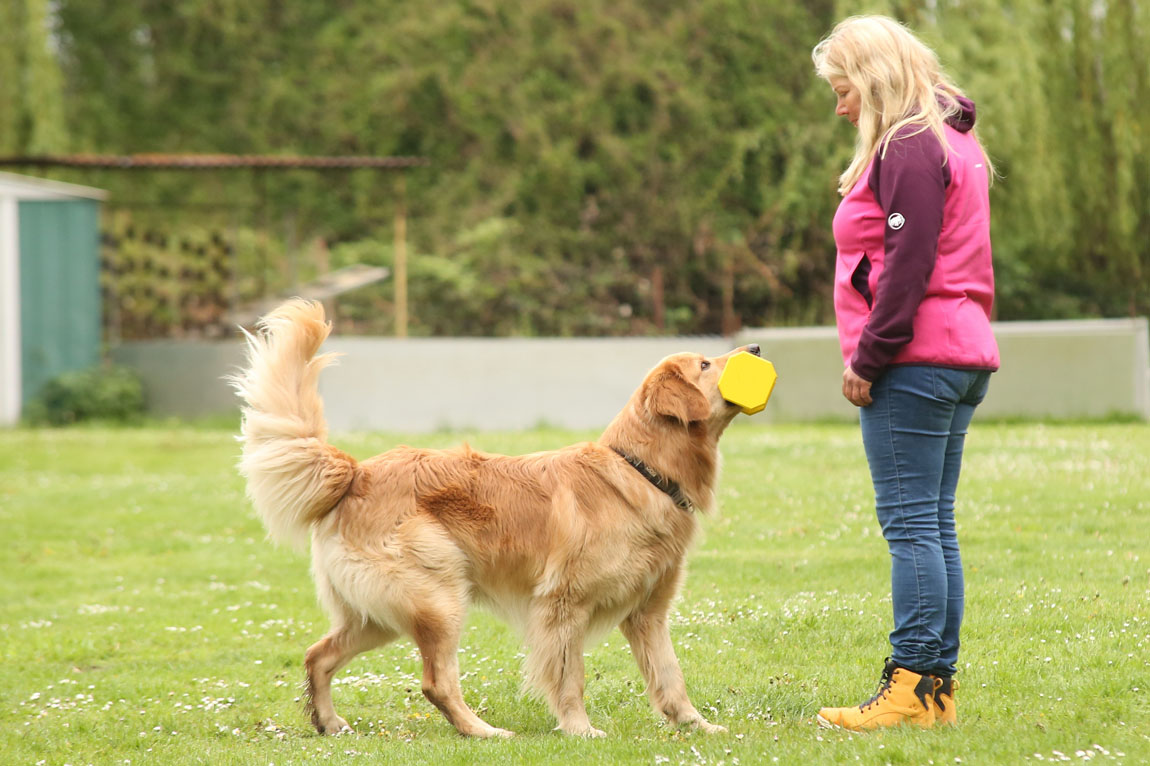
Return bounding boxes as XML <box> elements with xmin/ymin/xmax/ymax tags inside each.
<box><xmin>718</xmin><ymin>352</ymin><xmax>777</xmax><ymax>415</ymax></box>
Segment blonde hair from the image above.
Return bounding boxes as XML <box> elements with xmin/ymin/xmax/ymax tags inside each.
<box><xmin>812</xmin><ymin>15</ymin><xmax>992</xmax><ymax>195</ymax></box>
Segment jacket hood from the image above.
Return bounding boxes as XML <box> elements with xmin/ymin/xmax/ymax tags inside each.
<box><xmin>946</xmin><ymin>96</ymin><xmax>977</xmax><ymax>133</ymax></box>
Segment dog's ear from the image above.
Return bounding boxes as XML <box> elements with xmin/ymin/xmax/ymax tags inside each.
<box><xmin>643</xmin><ymin>368</ymin><xmax>711</xmax><ymax>424</ymax></box>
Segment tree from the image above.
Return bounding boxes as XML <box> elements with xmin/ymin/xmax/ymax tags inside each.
<box><xmin>1</xmin><ymin>0</ymin><xmax>69</xmax><ymax>154</ymax></box>
<box><xmin>12</xmin><ymin>0</ymin><xmax>1147</xmax><ymax>336</ymax></box>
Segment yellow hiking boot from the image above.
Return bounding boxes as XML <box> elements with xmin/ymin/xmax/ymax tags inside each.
<box><xmin>932</xmin><ymin>676</ymin><xmax>958</xmax><ymax>725</ymax></box>
<box><xmin>817</xmin><ymin>660</ymin><xmax>939</xmax><ymax>731</ymax></box>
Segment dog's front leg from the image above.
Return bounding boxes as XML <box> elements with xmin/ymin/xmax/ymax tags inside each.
<box><xmin>525</xmin><ymin>595</ymin><xmax>603</xmax><ymax>737</ymax></box>
<box><xmin>621</xmin><ymin>574</ymin><xmax>727</xmax><ymax>734</ymax></box>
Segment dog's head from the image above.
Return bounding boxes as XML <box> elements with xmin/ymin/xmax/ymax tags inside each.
<box><xmin>640</xmin><ymin>344</ymin><xmax>763</xmax><ymax>428</ymax></box>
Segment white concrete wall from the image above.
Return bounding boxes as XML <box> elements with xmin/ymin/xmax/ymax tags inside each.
<box><xmin>108</xmin><ymin>318</ymin><xmax>1150</xmax><ymax>432</ymax></box>
<box><xmin>981</xmin><ymin>318</ymin><xmax>1150</xmax><ymax>420</ymax></box>
<box><xmin>319</xmin><ymin>336</ymin><xmax>739</xmax><ymax>432</ymax></box>
<box><xmin>731</xmin><ymin>318</ymin><xmax>1150</xmax><ymax>423</ymax></box>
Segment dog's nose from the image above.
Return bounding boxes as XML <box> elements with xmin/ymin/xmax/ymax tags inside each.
<box><xmin>745</xmin><ymin>343</ymin><xmax>761</xmax><ymax>357</ymax></box>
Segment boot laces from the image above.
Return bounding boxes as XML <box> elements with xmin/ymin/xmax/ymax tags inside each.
<box><xmin>859</xmin><ymin>663</ymin><xmax>896</xmax><ymax>712</ymax></box>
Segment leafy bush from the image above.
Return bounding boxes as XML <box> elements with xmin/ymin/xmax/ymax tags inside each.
<box><xmin>24</xmin><ymin>365</ymin><xmax>145</xmax><ymax>426</ymax></box>
<box><xmin>44</xmin><ymin>1</ymin><xmax>1150</xmax><ymax>334</ymax></box>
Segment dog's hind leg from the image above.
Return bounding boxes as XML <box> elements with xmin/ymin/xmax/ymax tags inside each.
<box><xmin>304</xmin><ymin>621</ymin><xmax>396</xmax><ymax>734</ymax></box>
<box><xmin>412</xmin><ymin>611</ymin><xmax>514</xmax><ymax>738</ymax></box>
<box><xmin>620</xmin><ymin>570</ymin><xmax>726</xmax><ymax>734</ymax></box>
<box><xmin>525</xmin><ymin>595</ymin><xmax>603</xmax><ymax>737</ymax></box>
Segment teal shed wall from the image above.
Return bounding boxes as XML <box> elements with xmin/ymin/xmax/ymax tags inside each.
<box><xmin>18</xmin><ymin>199</ymin><xmax>103</xmax><ymax>404</ymax></box>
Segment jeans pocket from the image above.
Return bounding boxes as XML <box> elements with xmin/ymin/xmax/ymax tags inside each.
<box><xmin>967</xmin><ymin>370</ymin><xmax>991</xmax><ymax>406</ymax></box>
<box><xmin>932</xmin><ymin>368</ymin><xmax>990</xmax><ymax>405</ymax></box>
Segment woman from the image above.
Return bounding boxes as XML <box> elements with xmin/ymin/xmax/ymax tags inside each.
<box><xmin>811</xmin><ymin>15</ymin><xmax>999</xmax><ymax>730</ymax></box>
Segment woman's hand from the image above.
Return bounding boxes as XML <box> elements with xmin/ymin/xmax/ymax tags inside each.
<box><xmin>842</xmin><ymin>366</ymin><xmax>873</xmax><ymax>407</ymax></box>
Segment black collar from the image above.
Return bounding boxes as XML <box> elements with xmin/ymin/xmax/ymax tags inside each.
<box><xmin>610</xmin><ymin>447</ymin><xmax>694</xmax><ymax>512</ymax></box>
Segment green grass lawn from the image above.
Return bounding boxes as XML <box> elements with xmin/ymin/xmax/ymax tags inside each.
<box><xmin>2</xmin><ymin>420</ymin><xmax>1147</xmax><ymax>765</ymax></box>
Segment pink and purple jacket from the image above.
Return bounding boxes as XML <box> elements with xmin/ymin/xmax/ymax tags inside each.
<box><xmin>832</xmin><ymin>97</ymin><xmax>1000</xmax><ymax>381</ymax></box>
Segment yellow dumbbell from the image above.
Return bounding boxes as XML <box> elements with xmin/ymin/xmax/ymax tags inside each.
<box><xmin>718</xmin><ymin>351</ymin><xmax>778</xmax><ymax>415</ymax></box>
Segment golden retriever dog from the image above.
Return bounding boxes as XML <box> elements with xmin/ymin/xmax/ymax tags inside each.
<box><xmin>232</xmin><ymin>299</ymin><xmax>758</xmax><ymax>738</ymax></box>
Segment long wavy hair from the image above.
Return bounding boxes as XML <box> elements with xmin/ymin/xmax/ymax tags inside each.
<box><xmin>812</xmin><ymin>15</ymin><xmax>992</xmax><ymax>195</ymax></box>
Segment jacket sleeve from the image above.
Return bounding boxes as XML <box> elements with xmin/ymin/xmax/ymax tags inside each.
<box><xmin>850</xmin><ymin>128</ymin><xmax>950</xmax><ymax>381</ymax></box>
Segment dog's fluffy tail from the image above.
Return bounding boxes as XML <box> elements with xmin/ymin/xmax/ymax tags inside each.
<box><xmin>231</xmin><ymin>299</ymin><xmax>357</xmax><ymax>552</ymax></box>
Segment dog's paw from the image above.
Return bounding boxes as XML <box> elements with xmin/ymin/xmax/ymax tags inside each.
<box><xmin>695</xmin><ymin>720</ymin><xmax>727</xmax><ymax>735</ymax></box>
<box><xmin>556</xmin><ymin>723</ymin><xmax>607</xmax><ymax>738</ymax></box>
<box><xmin>316</xmin><ymin>717</ymin><xmax>352</xmax><ymax>736</ymax></box>
<box><xmin>479</xmin><ymin>726</ymin><xmax>515</xmax><ymax>739</ymax></box>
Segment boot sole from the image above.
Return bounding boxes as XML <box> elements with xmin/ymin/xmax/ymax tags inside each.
<box><xmin>816</xmin><ymin>713</ymin><xmax>933</xmax><ymax>732</ymax></box>
<box><xmin>816</xmin><ymin>714</ymin><xmax>856</xmax><ymax>733</ymax></box>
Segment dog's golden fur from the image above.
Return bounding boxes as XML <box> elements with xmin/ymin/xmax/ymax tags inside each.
<box><xmin>233</xmin><ymin>299</ymin><xmax>751</xmax><ymax>738</ymax></box>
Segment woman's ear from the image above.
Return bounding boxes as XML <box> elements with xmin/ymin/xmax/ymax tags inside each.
<box><xmin>642</xmin><ymin>368</ymin><xmax>711</xmax><ymax>424</ymax></box>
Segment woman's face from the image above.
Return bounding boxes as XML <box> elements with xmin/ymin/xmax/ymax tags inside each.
<box><xmin>829</xmin><ymin>75</ymin><xmax>860</xmax><ymax>128</ymax></box>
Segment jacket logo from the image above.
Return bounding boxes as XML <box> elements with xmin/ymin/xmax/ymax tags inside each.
<box><xmin>887</xmin><ymin>213</ymin><xmax>906</xmax><ymax>230</ymax></box>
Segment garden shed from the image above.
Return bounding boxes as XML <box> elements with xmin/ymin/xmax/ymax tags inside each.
<box><xmin>0</xmin><ymin>172</ymin><xmax>107</xmax><ymax>425</ymax></box>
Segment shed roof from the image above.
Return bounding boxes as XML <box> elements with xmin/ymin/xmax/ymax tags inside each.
<box><xmin>0</xmin><ymin>171</ymin><xmax>108</xmax><ymax>201</ymax></box>
<box><xmin>0</xmin><ymin>154</ymin><xmax>428</xmax><ymax>170</ymax></box>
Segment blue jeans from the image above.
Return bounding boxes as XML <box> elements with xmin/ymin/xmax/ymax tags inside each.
<box><xmin>859</xmin><ymin>365</ymin><xmax>991</xmax><ymax>677</ymax></box>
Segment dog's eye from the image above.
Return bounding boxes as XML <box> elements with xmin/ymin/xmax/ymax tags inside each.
<box><xmin>700</xmin><ymin>360</ymin><xmax>711</xmax><ymax>371</ymax></box>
